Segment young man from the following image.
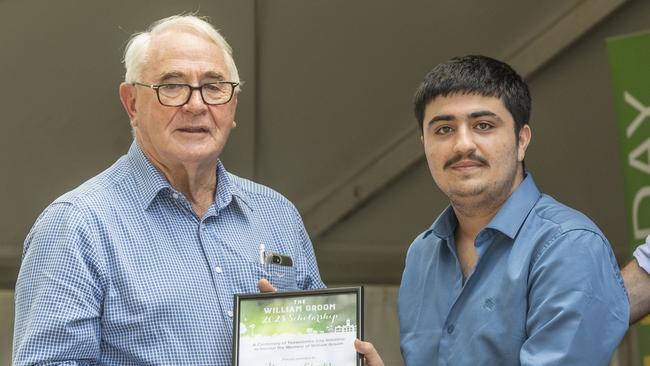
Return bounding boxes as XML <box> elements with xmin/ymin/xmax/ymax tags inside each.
<box><xmin>359</xmin><ymin>55</ymin><xmax>628</xmax><ymax>365</ymax></box>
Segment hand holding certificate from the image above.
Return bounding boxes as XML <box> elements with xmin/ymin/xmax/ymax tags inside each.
<box><xmin>233</xmin><ymin>287</ymin><xmax>364</xmax><ymax>366</ymax></box>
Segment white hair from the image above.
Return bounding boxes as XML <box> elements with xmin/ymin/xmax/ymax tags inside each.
<box><xmin>123</xmin><ymin>14</ymin><xmax>240</xmax><ymax>86</ymax></box>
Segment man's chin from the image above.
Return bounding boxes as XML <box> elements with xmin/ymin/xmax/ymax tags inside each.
<box><xmin>449</xmin><ymin>188</ymin><xmax>485</xmax><ymax>199</ymax></box>
<box><xmin>167</xmin><ymin>146</ymin><xmax>222</xmax><ymax>165</ymax></box>
<box><xmin>445</xmin><ymin>180</ymin><xmax>487</xmax><ymax>197</ymax></box>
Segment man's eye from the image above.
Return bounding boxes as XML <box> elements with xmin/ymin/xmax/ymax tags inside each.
<box><xmin>435</xmin><ymin>126</ymin><xmax>453</xmax><ymax>135</ymax></box>
<box><xmin>476</xmin><ymin>122</ymin><xmax>492</xmax><ymax>130</ymax></box>
<box><xmin>203</xmin><ymin>83</ymin><xmax>223</xmax><ymax>92</ymax></box>
<box><xmin>161</xmin><ymin>84</ymin><xmax>183</xmax><ymax>91</ymax></box>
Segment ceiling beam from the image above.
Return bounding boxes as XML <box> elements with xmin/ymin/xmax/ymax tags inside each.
<box><xmin>507</xmin><ymin>0</ymin><xmax>628</xmax><ymax>78</ymax></box>
<box><xmin>301</xmin><ymin>0</ymin><xmax>629</xmax><ymax>238</ymax></box>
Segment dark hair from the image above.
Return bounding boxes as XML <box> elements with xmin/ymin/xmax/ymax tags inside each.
<box><xmin>414</xmin><ymin>55</ymin><xmax>531</xmax><ymax>135</ymax></box>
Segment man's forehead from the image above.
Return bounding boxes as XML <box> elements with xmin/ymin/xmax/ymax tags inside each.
<box><xmin>422</xmin><ymin>94</ymin><xmax>516</xmax><ymax>126</ymax></box>
<box><xmin>144</xmin><ymin>30</ymin><xmax>229</xmax><ymax>81</ymax></box>
<box><xmin>425</xmin><ymin>93</ymin><xmax>507</xmax><ymax>114</ymax></box>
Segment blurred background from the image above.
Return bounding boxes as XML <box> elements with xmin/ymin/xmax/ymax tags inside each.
<box><xmin>1</xmin><ymin>0</ymin><xmax>648</xmax><ymax>364</ymax></box>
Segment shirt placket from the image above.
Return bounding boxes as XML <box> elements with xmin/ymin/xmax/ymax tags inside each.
<box><xmin>437</xmin><ymin>236</ymin><xmax>464</xmax><ymax>365</ymax></box>
<box><xmin>198</xmin><ymin>207</ymin><xmax>235</xmax><ymax>326</ymax></box>
<box><xmin>438</xmin><ymin>230</ymin><xmax>493</xmax><ymax>365</ymax></box>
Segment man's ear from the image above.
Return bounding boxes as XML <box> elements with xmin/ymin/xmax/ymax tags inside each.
<box><xmin>231</xmin><ymin>94</ymin><xmax>238</xmax><ymax>128</ymax></box>
<box><xmin>517</xmin><ymin>124</ymin><xmax>532</xmax><ymax>162</ymax></box>
<box><xmin>119</xmin><ymin>83</ymin><xmax>138</xmax><ymax>127</ymax></box>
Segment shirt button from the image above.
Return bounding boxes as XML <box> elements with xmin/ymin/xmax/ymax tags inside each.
<box><xmin>227</xmin><ymin>310</ymin><xmax>233</xmax><ymax>318</ymax></box>
<box><xmin>172</xmin><ymin>192</ymin><xmax>179</xmax><ymax>199</ymax></box>
<box><xmin>215</xmin><ymin>266</ymin><xmax>223</xmax><ymax>273</ymax></box>
<box><xmin>447</xmin><ymin>324</ymin><xmax>455</xmax><ymax>334</ymax></box>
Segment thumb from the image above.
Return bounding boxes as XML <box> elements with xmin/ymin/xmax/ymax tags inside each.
<box><xmin>257</xmin><ymin>278</ymin><xmax>276</xmax><ymax>293</ymax></box>
<box><xmin>354</xmin><ymin>339</ymin><xmax>384</xmax><ymax>366</ymax></box>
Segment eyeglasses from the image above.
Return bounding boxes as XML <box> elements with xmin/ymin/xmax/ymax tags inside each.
<box><xmin>132</xmin><ymin>81</ymin><xmax>239</xmax><ymax>107</ymax></box>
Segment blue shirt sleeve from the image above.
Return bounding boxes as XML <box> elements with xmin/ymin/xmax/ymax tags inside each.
<box><xmin>13</xmin><ymin>202</ymin><xmax>105</xmax><ymax>365</ymax></box>
<box><xmin>521</xmin><ymin>230</ymin><xmax>629</xmax><ymax>365</ymax></box>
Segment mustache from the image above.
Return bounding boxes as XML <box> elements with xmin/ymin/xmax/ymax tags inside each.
<box><xmin>443</xmin><ymin>153</ymin><xmax>489</xmax><ymax>170</ymax></box>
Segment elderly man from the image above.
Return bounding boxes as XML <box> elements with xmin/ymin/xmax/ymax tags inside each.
<box><xmin>13</xmin><ymin>15</ymin><xmax>323</xmax><ymax>365</ymax></box>
<box><xmin>358</xmin><ymin>55</ymin><xmax>628</xmax><ymax>365</ymax></box>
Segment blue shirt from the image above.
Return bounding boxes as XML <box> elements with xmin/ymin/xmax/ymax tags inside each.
<box><xmin>13</xmin><ymin>142</ymin><xmax>324</xmax><ymax>365</ymax></box>
<box><xmin>398</xmin><ymin>175</ymin><xmax>628</xmax><ymax>366</ymax></box>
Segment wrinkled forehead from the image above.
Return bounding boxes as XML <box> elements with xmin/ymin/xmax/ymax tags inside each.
<box><xmin>143</xmin><ymin>29</ymin><xmax>230</xmax><ymax>81</ymax></box>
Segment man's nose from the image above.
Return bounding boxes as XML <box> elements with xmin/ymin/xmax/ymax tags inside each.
<box><xmin>183</xmin><ymin>88</ymin><xmax>208</xmax><ymax>113</ymax></box>
<box><xmin>452</xmin><ymin>125</ymin><xmax>477</xmax><ymax>155</ymax></box>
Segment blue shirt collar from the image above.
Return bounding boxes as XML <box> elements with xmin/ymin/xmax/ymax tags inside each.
<box><xmin>127</xmin><ymin>141</ymin><xmax>252</xmax><ymax>211</ymax></box>
<box><xmin>428</xmin><ymin>174</ymin><xmax>541</xmax><ymax>240</ymax></box>
<box><xmin>127</xmin><ymin>142</ymin><xmax>170</xmax><ymax>209</ymax></box>
<box><xmin>214</xmin><ymin>160</ymin><xmax>253</xmax><ymax>212</ymax></box>
<box><xmin>485</xmin><ymin>174</ymin><xmax>541</xmax><ymax>239</ymax></box>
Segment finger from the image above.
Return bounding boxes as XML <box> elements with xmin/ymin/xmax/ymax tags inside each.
<box><xmin>257</xmin><ymin>278</ymin><xmax>276</xmax><ymax>293</ymax></box>
<box><xmin>354</xmin><ymin>339</ymin><xmax>384</xmax><ymax>366</ymax></box>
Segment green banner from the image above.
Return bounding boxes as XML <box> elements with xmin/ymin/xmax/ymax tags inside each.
<box><xmin>607</xmin><ymin>30</ymin><xmax>650</xmax><ymax>365</ymax></box>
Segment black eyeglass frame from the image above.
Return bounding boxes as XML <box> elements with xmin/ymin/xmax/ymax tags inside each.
<box><xmin>132</xmin><ymin>81</ymin><xmax>239</xmax><ymax>107</ymax></box>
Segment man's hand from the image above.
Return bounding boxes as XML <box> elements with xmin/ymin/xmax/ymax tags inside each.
<box><xmin>354</xmin><ymin>339</ymin><xmax>384</xmax><ymax>366</ymax></box>
<box><xmin>257</xmin><ymin>278</ymin><xmax>276</xmax><ymax>293</ymax></box>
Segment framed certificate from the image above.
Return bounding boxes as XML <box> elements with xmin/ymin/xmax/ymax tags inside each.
<box><xmin>232</xmin><ymin>286</ymin><xmax>364</xmax><ymax>366</ymax></box>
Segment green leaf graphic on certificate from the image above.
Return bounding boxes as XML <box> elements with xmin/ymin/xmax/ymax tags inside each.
<box><xmin>239</xmin><ymin>293</ymin><xmax>357</xmax><ymax>336</ymax></box>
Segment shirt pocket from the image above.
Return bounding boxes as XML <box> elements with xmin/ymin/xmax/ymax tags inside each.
<box><xmin>261</xmin><ymin>262</ymin><xmax>298</xmax><ymax>291</ymax></box>
<box><xmin>236</xmin><ymin>261</ymin><xmax>299</xmax><ymax>293</ymax></box>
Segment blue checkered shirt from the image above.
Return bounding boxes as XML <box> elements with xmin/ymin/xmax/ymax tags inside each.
<box><xmin>13</xmin><ymin>142</ymin><xmax>324</xmax><ymax>365</ymax></box>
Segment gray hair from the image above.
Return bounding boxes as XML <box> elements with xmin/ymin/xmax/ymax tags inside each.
<box><xmin>123</xmin><ymin>14</ymin><xmax>240</xmax><ymax>86</ymax></box>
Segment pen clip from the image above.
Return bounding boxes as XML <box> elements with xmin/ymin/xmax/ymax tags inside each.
<box><xmin>259</xmin><ymin>244</ymin><xmax>266</xmax><ymax>264</ymax></box>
